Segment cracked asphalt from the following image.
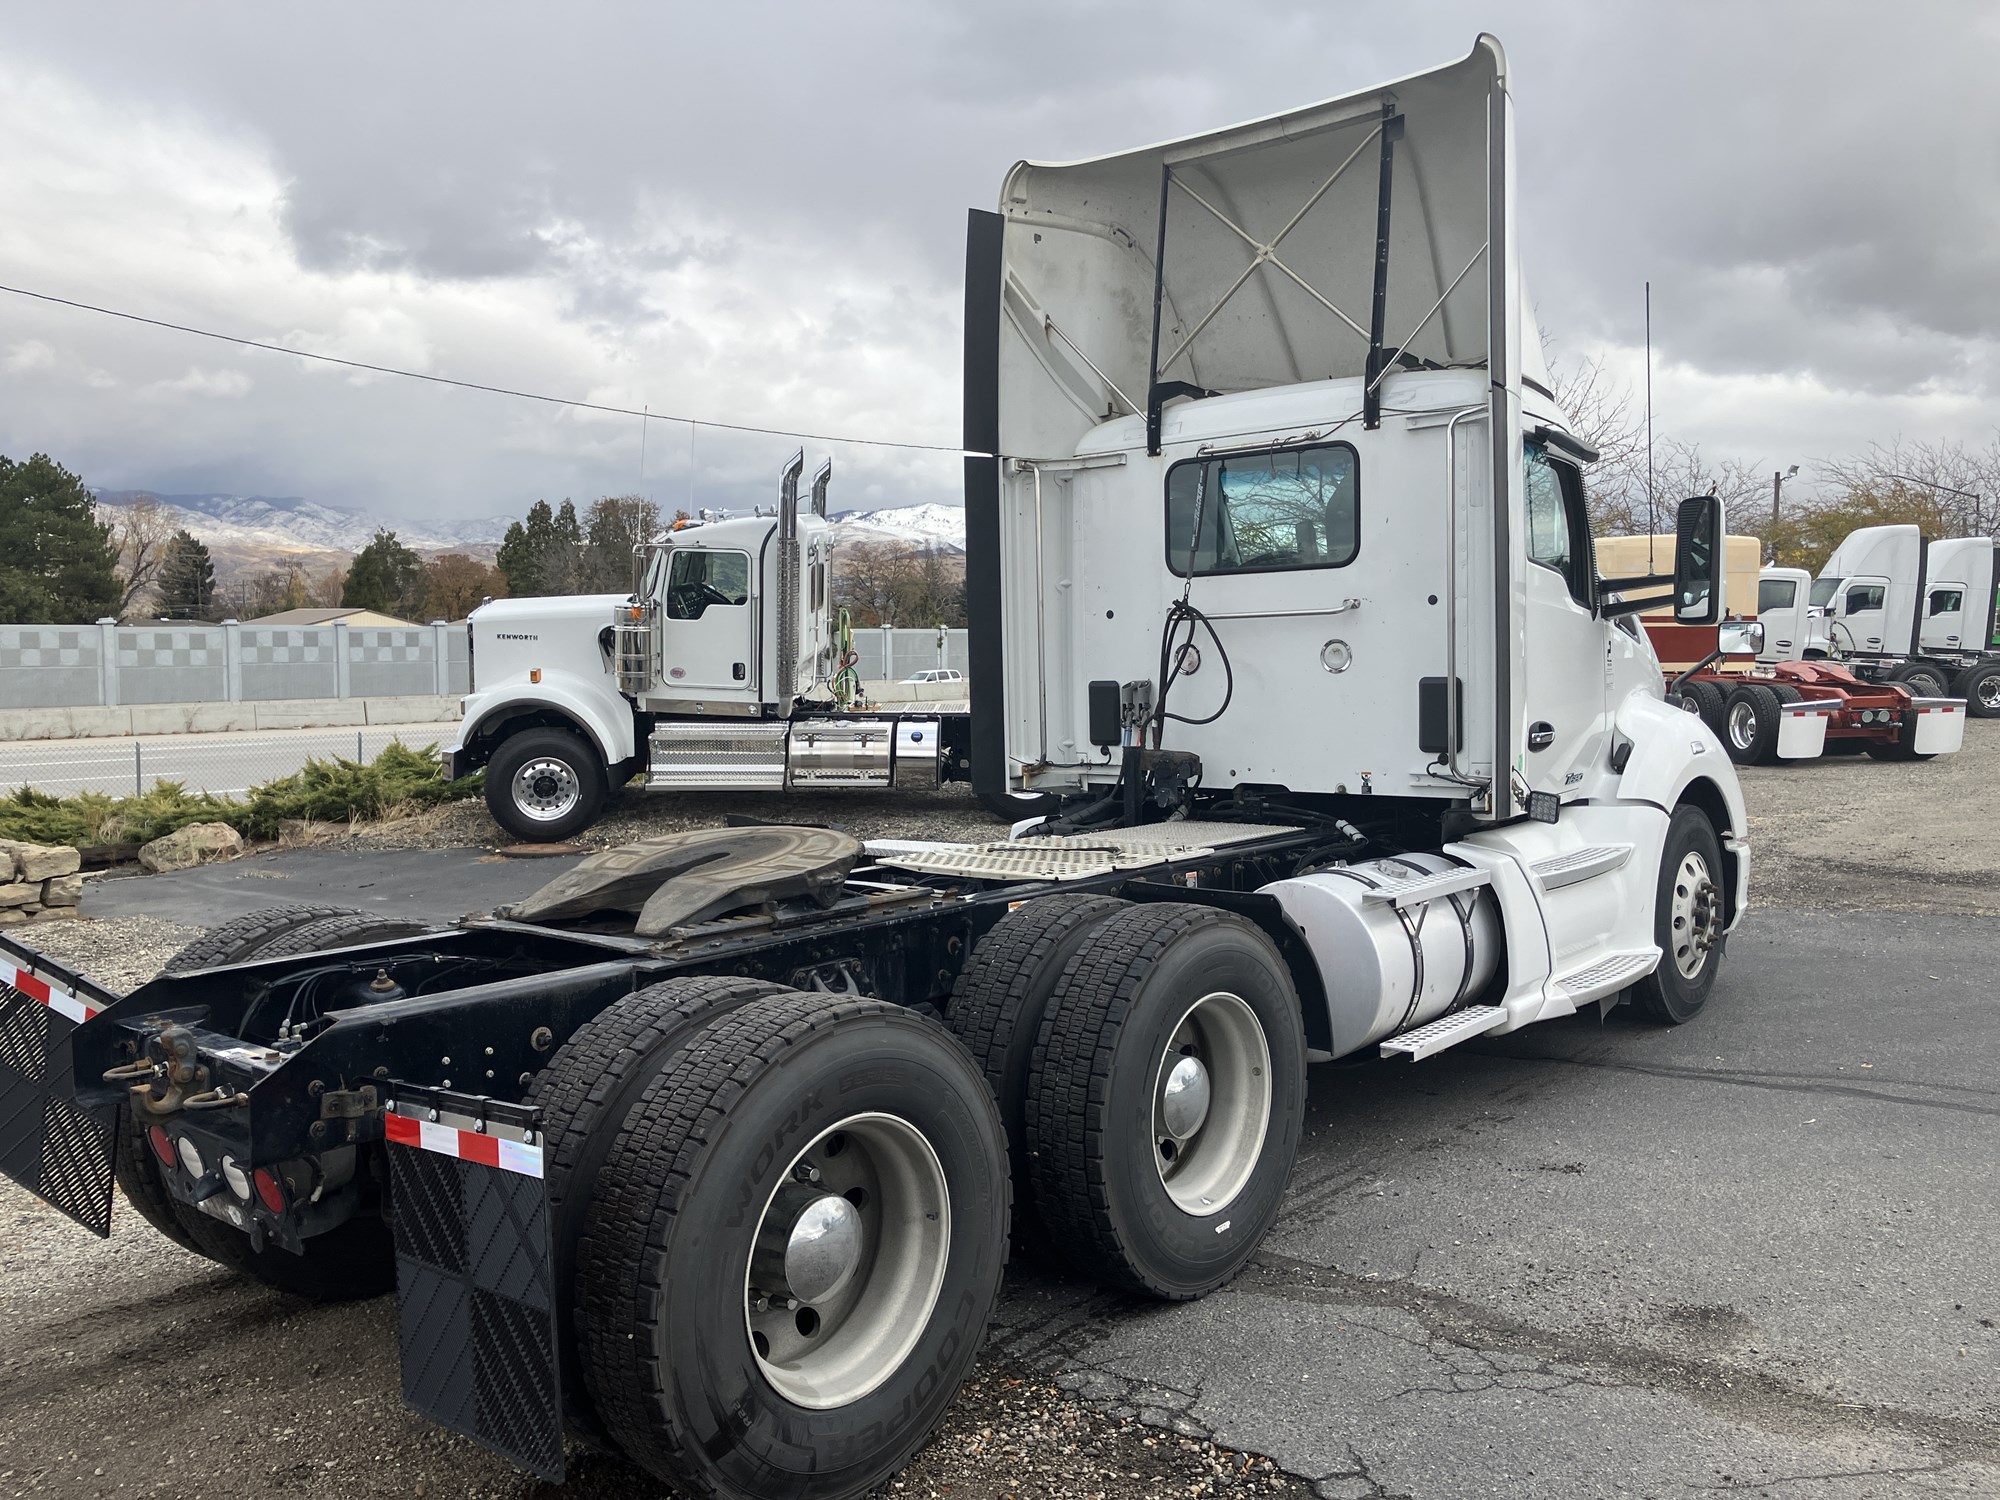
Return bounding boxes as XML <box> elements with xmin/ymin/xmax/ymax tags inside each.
<box><xmin>4</xmin><ymin>734</ymin><xmax>1997</xmax><ymax>1498</ymax></box>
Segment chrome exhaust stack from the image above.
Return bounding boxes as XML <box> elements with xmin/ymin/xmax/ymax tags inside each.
<box><xmin>775</xmin><ymin>449</ymin><xmax>806</xmax><ymax>705</ymax></box>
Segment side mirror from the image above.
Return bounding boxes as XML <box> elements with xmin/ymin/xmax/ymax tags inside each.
<box><xmin>1718</xmin><ymin>620</ymin><xmax>1764</xmax><ymax>658</ymax></box>
<box><xmin>1673</xmin><ymin>495</ymin><xmax>1722</xmax><ymax>624</ymax></box>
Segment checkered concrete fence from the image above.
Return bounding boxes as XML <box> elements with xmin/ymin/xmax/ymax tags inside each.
<box><xmin>0</xmin><ymin>619</ymin><xmax>471</xmax><ymax>708</ymax></box>
<box><xmin>845</xmin><ymin>627</ymin><xmax>969</xmax><ymax>681</ymax></box>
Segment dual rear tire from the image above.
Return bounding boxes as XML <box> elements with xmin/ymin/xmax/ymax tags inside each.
<box><xmin>949</xmin><ymin>899</ymin><xmax>1307</xmax><ymax>1299</ymax></box>
<box><xmin>538</xmin><ymin>984</ymin><xmax>1007</xmax><ymax>1500</ymax></box>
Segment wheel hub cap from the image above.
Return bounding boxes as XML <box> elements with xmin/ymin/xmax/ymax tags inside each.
<box><xmin>744</xmin><ymin>1113</ymin><xmax>949</xmax><ymax>1410</ymax></box>
<box><xmin>1670</xmin><ymin>851</ymin><xmax>1721</xmax><ymax>980</ymax></box>
<box><xmin>1728</xmin><ymin>701</ymin><xmax>1756</xmax><ymax>748</ymax></box>
<box><xmin>513</xmin><ymin>758</ymin><xmax>579</xmax><ymax>820</ymax></box>
<box><xmin>1153</xmin><ymin>992</ymin><xmax>1272</xmax><ymax>1216</ymax></box>
<box><xmin>1159</xmin><ymin>1055</ymin><xmax>1212</xmax><ymax>1140</ymax></box>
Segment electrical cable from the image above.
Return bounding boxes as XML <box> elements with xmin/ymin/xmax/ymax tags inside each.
<box><xmin>0</xmin><ymin>281</ymin><xmax>966</xmax><ymax>455</ymax></box>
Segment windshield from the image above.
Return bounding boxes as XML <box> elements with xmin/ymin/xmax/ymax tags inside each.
<box><xmin>1809</xmin><ymin>577</ymin><xmax>1843</xmax><ymax>607</ymax></box>
<box><xmin>1758</xmin><ymin>578</ymin><xmax>1797</xmax><ymax>613</ymax></box>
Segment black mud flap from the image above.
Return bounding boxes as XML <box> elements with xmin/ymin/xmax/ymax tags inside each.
<box><xmin>385</xmin><ymin>1087</ymin><xmax>564</xmax><ymax>1483</ymax></box>
<box><xmin>0</xmin><ymin>952</ymin><xmax>117</xmax><ymax>1237</ymax></box>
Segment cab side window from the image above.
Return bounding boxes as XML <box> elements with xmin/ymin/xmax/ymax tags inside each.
<box><xmin>666</xmin><ymin>549</ymin><xmax>751</xmax><ymax>621</ymax></box>
<box><xmin>1845</xmin><ymin>585</ymin><xmax>1885</xmax><ymax>615</ymax></box>
<box><xmin>1929</xmin><ymin>588</ymin><xmax>1963</xmax><ymax>616</ymax></box>
<box><xmin>1523</xmin><ymin>444</ymin><xmax>1592</xmax><ymax>608</ymax></box>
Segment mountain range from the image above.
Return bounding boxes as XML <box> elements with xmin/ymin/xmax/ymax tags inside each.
<box><xmin>91</xmin><ymin>490</ymin><xmax>967</xmax><ymax>560</ymax></box>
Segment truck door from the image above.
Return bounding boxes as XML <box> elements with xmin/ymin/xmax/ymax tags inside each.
<box><xmin>1756</xmin><ymin>572</ymin><xmax>1806</xmax><ymax>661</ymax></box>
<box><xmin>660</xmin><ymin>547</ymin><xmax>756</xmax><ymax>695</ymax></box>
<box><xmin>1923</xmin><ymin>585</ymin><xmax>1967</xmax><ymax>651</ymax></box>
<box><xmin>1520</xmin><ymin>443</ymin><xmax>1606</xmax><ymax>801</ymax></box>
<box><xmin>1833</xmin><ymin>577</ymin><xmax>1890</xmax><ymax>654</ymax></box>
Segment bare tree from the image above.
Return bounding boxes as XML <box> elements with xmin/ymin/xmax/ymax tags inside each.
<box><xmin>106</xmin><ymin>495</ymin><xmax>177</xmax><ymax>618</ymax></box>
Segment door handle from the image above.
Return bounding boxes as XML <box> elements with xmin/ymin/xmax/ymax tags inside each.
<box><xmin>1527</xmin><ymin>721</ymin><xmax>1555</xmax><ymax>751</ymax></box>
<box><xmin>732</xmin><ymin>663</ymin><xmax>746</xmax><ymax>681</ymax></box>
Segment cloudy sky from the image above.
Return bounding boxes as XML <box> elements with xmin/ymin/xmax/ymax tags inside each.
<box><xmin>0</xmin><ymin>1</ymin><xmax>1992</xmax><ymax>525</ymax></box>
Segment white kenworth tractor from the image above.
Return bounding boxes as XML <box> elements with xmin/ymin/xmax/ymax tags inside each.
<box><xmin>0</xmin><ymin>38</ymin><xmax>1749</xmax><ymax>1500</ymax></box>
<box><xmin>447</xmin><ymin>455</ymin><xmax>980</xmax><ymax>841</ymax></box>
<box><xmin>1756</xmin><ymin>524</ymin><xmax>2000</xmax><ymax>714</ymax></box>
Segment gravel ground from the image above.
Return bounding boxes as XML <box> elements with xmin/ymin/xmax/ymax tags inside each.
<box><xmin>342</xmin><ymin>781</ymin><xmax>1007</xmax><ymax>854</ymax></box>
<box><xmin>1737</xmin><ymin>717</ymin><xmax>2000</xmax><ymax>914</ymax></box>
<box><xmin>7</xmin><ymin>731</ymin><xmax>1997</xmax><ymax>1498</ymax></box>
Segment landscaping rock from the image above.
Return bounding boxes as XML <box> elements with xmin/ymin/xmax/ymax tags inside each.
<box><xmin>137</xmin><ymin>823</ymin><xmax>245</xmax><ymax>873</ymax></box>
<box><xmin>14</xmin><ymin>843</ymin><xmax>80</xmax><ymax>881</ymax></box>
<box><xmin>0</xmin><ymin>909</ymin><xmax>24</xmax><ymax>926</ymax></box>
<box><xmin>0</xmin><ymin>881</ymin><xmax>39</xmax><ymax>909</ymax></box>
<box><xmin>27</xmin><ymin>906</ymin><xmax>80</xmax><ymax>922</ymax></box>
<box><xmin>41</xmin><ymin>873</ymin><xmax>84</xmax><ymax>907</ymax></box>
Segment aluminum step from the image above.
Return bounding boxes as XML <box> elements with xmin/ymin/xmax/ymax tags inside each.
<box><xmin>1379</xmin><ymin>1005</ymin><xmax>1508</xmax><ymax>1060</ymax></box>
<box><xmin>1551</xmin><ymin>949</ymin><xmax>1659</xmax><ymax>1006</ymax></box>
<box><xmin>1358</xmin><ymin>866</ymin><xmax>1491</xmax><ymax>909</ymax></box>
<box><xmin>1529</xmin><ymin>844</ymin><xmax>1632</xmax><ymax>891</ymax></box>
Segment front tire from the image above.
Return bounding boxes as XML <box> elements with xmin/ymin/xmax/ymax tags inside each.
<box><xmin>1027</xmin><ymin>905</ymin><xmax>1305</xmax><ymax>1299</ymax></box>
<box><xmin>1633</xmin><ymin>805</ymin><xmax>1726</xmax><ymax>1024</ymax></box>
<box><xmin>578</xmin><ymin>993</ymin><xmax>1008</xmax><ymax>1500</ymax></box>
<box><xmin>485</xmin><ymin>726</ymin><xmax>607</xmax><ymax>842</ymax></box>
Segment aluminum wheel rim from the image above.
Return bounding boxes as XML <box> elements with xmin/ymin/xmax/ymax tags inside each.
<box><xmin>744</xmin><ymin>1112</ymin><xmax>949</xmax><ymax>1410</ymax></box>
<box><xmin>1726</xmin><ymin>700</ymin><xmax>1758</xmax><ymax>750</ymax></box>
<box><xmin>512</xmin><ymin>758</ymin><xmax>580</xmax><ymax>822</ymax></box>
<box><xmin>1669</xmin><ymin>849</ymin><xmax>1721</xmax><ymax>980</ymax></box>
<box><xmin>1979</xmin><ymin>677</ymin><xmax>2000</xmax><ymax>711</ymax></box>
<box><xmin>1152</xmin><ymin>991</ymin><xmax>1271</xmax><ymax>1216</ymax></box>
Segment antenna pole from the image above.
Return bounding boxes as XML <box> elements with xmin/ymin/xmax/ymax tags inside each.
<box><xmin>1644</xmin><ymin>281</ymin><xmax>1655</xmax><ymax>567</ymax></box>
<box><xmin>638</xmin><ymin>404</ymin><xmax>649</xmax><ymax>501</ymax></box>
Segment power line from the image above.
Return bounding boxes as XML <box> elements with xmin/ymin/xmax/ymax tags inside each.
<box><xmin>0</xmin><ymin>281</ymin><xmax>967</xmax><ymax>455</ymax></box>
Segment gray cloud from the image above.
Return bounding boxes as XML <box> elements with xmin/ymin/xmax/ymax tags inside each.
<box><xmin>0</xmin><ymin>0</ymin><xmax>1995</xmax><ymax>521</ymax></box>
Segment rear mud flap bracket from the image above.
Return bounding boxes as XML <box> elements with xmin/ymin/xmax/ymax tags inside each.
<box><xmin>0</xmin><ymin>962</ymin><xmax>116</xmax><ymax>1238</ymax></box>
<box><xmin>385</xmin><ymin>1089</ymin><xmax>563</xmax><ymax>1482</ymax></box>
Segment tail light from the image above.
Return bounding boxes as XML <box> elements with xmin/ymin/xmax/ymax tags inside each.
<box><xmin>220</xmin><ymin>1156</ymin><xmax>252</xmax><ymax>1201</ymax></box>
<box><xmin>176</xmin><ymin>1136</ymin><xmax>205</xmax><ymax>1178</ymax></box>
<box><xmin>147</xmin><ymin>1125</ymin><xmax>176</xmax><ymax>1169</ymax></box>
<box><xmin>252</xmin><ymin>1168</ymin><xmax>288</xmax><ymax>1215</ymax></box>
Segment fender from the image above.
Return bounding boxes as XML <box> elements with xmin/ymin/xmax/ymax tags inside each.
<box><xmin>1611</xmin><ymin>688</ymin><xmax>1750</xmax><ymax>928</ymax></box>
<box><xmin>450</xmin><ymin>676</ymin><xmax>636</xmax><ymax>773</ymax></box>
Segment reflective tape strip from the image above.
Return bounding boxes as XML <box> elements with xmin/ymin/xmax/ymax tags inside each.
<box><xmin>0</xmin><ymin>959</ymin><xmax>98</xmax><ymax>1025</ymax></box>
<box><xmin>385</xmin><ymin>1109</ymin><xmax>544</xmax><ymax>1179</ymax></box>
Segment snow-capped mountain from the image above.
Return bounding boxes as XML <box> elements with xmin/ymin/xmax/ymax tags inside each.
<box><xmin>827</xmin><ymin>502</ymin><xmax>965</xmax><ymax>553</ymax></box>
<box><xmin>92</xmin><ymin>491</ymin><xmax>515</xmax><ymax>553</ymax></box>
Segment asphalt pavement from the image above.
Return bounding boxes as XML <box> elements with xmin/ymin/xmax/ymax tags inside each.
<box><xmin>0</xmin><ymin>720</ymin><xmax>456</xmax><ymax>799</ymax></box>
<box><xmin>2</xmin><ymin>852</ymin><xmax>1994</xmax><ymax>1497</ymax></box>
<box><xmin>991</xmin><ymin>905</ymin><xmax>2000</xmax><ymax>1498</ymax></box>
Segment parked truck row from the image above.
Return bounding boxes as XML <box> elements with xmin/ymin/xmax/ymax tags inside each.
<box><xmin>1</xmin><ymin>38</ymin><xmax>1758</xmax><ymax>1500</ymax></box>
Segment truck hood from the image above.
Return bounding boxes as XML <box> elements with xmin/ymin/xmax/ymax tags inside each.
<box><xmin>471</xmin><ymin>594</ymin><xmax>630</xmax><ymax>631</ymax></box>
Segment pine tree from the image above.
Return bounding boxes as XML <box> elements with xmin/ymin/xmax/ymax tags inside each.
<box><xmin>0</xmin><ymin>452</ymin><xmax>121</xmax><ymax>623</ymax></box>
<box><xmin>156</xmin><ymin>529</ymin><xmax>218</xmax><ymax>620</ymax></box>
<box><xmin>495</xmin><ymin>498</ymin><xmax>588</xmax><ymax>597</ymax></box>
<box><xmin>582</xmin><ymin>495</ymin><xmax>661</xmax><ymax>593</ymax></box>
<box><xmin>342</xmin><ymin>529</ymin><xmax>427</xmax><ymax>617</ymax></box>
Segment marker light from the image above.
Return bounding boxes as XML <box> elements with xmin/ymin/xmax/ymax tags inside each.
<box><xmin>252</xmin><ymin>1168</ymin><xmax>288</xmax><ymax>1215</ymax></box>
<box><xmin>220</xmin><ymin>1155</ymin><xmax>252</xmax><ymax>1201</ymax></box>
<box><xmin>147</xmin><ymin>1126</ymin><xmax>176</xmax><ymax>1169</ymax></box>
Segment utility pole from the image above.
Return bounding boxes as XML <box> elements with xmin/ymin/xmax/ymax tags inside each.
<box><xmin>1884</xmin><ymin>473</ymin><xmax>1982</xmax><ymax>537</ymax></box>
<box><xmin>1769</xmin><ymin>464</ymin><xmax>1798</xmax><ymax>563</ymax></box>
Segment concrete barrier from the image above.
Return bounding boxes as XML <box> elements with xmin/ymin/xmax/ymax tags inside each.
<box><xmin>0</xmin><ymin>694</ymin><xmax>461</xmax><ymax>742</ymax></box>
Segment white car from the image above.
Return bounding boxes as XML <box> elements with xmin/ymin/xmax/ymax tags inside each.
<box><xmin>903</xmin><ymin>668</ymin><xmax>964</xmax><ymax>683</ymax></box>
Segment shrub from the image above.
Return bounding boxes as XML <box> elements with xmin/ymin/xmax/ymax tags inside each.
<box><xmin>0</xmin><ymin>742</ymin><xmax>482</xmax><ymax>848</ymax></box>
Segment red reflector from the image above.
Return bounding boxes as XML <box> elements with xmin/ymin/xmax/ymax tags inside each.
<box><xmin>147</xmin><ymin>1126</ymin><xmax>177</xmax><ymax>1169</ymax></box>
<box><xmin>252</xmin><ymin>1168</ymin><xmax>287</xmax><ymax>1215</ymax></box>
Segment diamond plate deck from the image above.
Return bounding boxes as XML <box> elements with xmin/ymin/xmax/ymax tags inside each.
<box><xmin>872</xmin><ymin>822</ymin><xmax>1299</xmax><ymax>881</ymax></box>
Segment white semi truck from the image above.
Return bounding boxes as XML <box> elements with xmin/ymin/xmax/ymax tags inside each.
<box><xmin>0</xmin><ymin>36</ymin><xmax>1758</xmax><ymax>1500</ymax></box>
<box><xmin>1757</xmin><ymin>524</ymin><xmax>2000</xmax><ymax>714</ymax></box>
<box><xmin>446</xmin><ymin>459</ymin><xmax>989</xmax><ymax>840</ymax></box>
